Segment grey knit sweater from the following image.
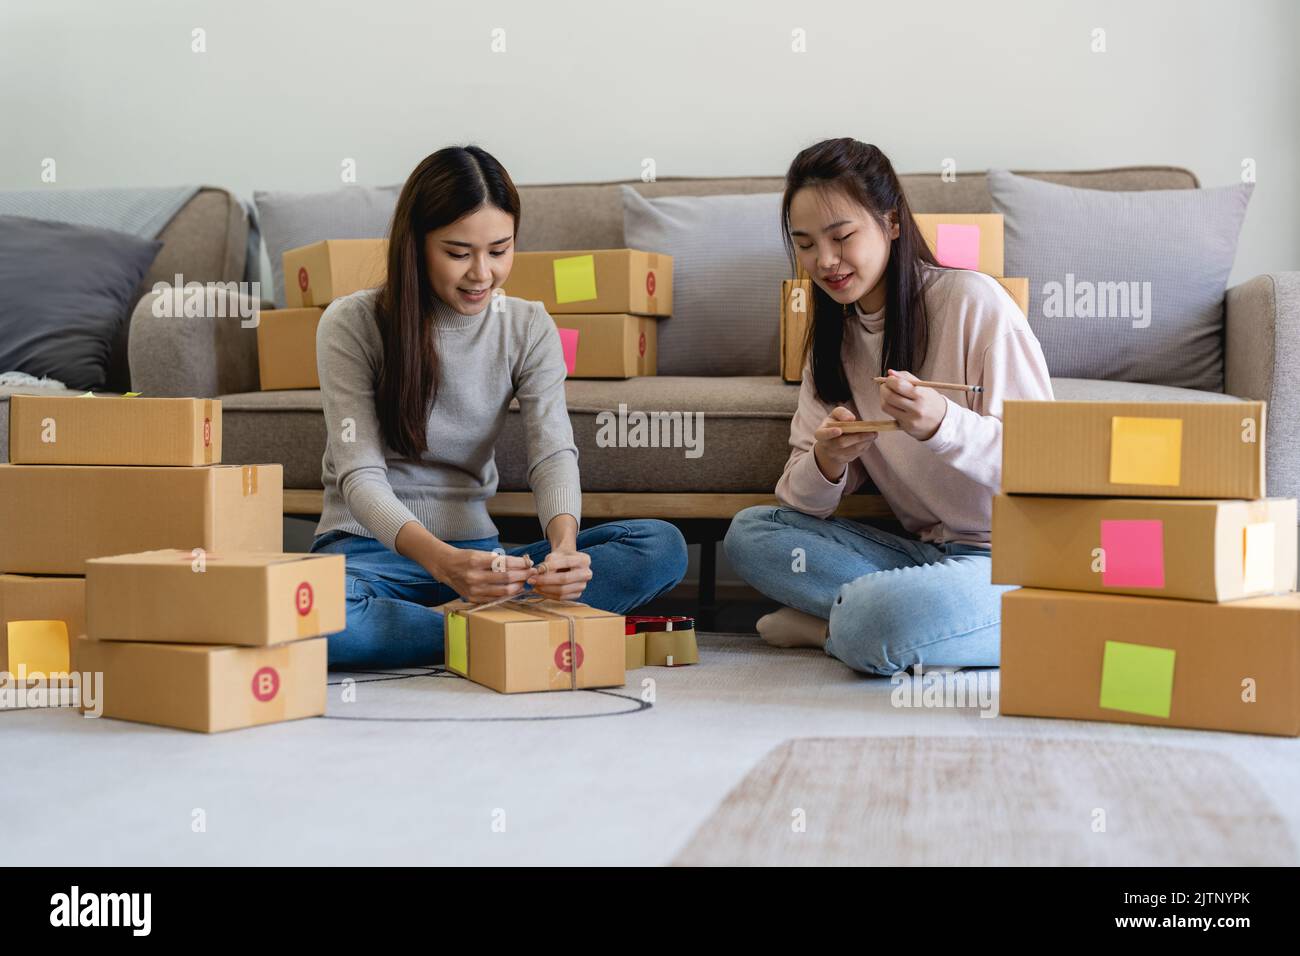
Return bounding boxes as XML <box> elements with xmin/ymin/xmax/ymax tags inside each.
<box><xmin>314</xmin><ymin>289</ymin><xmax>581</xmax><ymax>551</ymax></box>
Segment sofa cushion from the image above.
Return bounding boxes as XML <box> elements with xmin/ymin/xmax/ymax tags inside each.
<box><xmin>514</xmin><ymin>167</ymin><xmax>1198</xmax><ymax>253</ymax></box>
<box><xmin>205</xmin><ymin>376</ymin><xmax>1247</xmax><ymax>497</ymax></box>
<box><xmin>621</xmin><ymin>187</ymin><xmax>786</xmax><ymax>376</ymax></box>
<box><xmin>988</xmin><ymin>169</ymin><xmax>1252</xmax><ymax>392</ymax></box>
<box><xmin>0</xmin><ymin>217</ymin><xmax>162</xmax><ymax>392</ymax></box>
<box><xmin>216</xmin><ymin>378</ymin><xmax>802</xmax><ymax>493</ymax></box>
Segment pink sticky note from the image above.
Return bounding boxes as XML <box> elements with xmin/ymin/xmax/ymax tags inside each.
<box><xmin>934</xmin><ymin>223</ymin><xmax>981</xmax><ymax>270</ymax></box>
<box><xmin>557</xmin><ymin>327</ymin><xmax>579</xmax><ymax>375</ymax></box>
<box><xmin>1100</xmin><ymin>519</ymin><xmax>1165</xmax><ymax>589</ymax></box>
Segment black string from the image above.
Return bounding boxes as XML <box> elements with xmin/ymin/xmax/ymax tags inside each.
<box><xmin>321</xmin><ymin>668</ymin><xmax>653</xmax><ymax>722</ymax></box>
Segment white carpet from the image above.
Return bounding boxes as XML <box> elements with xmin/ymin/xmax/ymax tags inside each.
<box><xmin>2</xmin><ymin>633</ymin><xmax>1298</xmax><ymax>866</ymax></box>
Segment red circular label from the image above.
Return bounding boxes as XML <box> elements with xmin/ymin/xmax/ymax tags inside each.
<box><xmin>554</xmin><ymin>642</ymin><xmax>584</xmax><ymax>673</ymax></box>
<box><xmin>252</xmin><ymin>666</ymin><xmax>280</xmax><ymax>702</ymax></box>
<box><xmin>297</xmin><ymin>266</ymin><xmax>309</xmax><ymax>292</ymax></box>
<box><xmin>645</xmin><ymin>271</ymin><xmax>656</xmax><ymax>295</ymax></box>
<box><xmin>202</xmin><ymin>417</ymin><xmax>211</xmax><ymax>446</ymax></box>
<box><xmin>295</xmin><ymin>581</ymin><xmax>314</xmax><ymax>616</ymax></box>
<box><xmin>638</xmin><ymin>332</ymin><xmax>646</xmax><ymax>357</ymax></box>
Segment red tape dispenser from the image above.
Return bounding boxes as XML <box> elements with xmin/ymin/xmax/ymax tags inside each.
<box><xmin>624</xmin><ymin>615</ymin><xmax>699</xmax><ymax>668</ymax></box>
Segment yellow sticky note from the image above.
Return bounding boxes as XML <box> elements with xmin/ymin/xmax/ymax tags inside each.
<box><xmin>1242</xmin><ymin>522</ymin><xmax>1276</xmax><ymax>593</ymax></box>
<box><xmin>124</xmin><ymin>391</ymin><xmax>141</xmax><ymax>397</ymax></box>
<box><xmin>446</xmin><ymin>612</ymin><xmax>467</xmax><ymax>675</ymax></box>
<box><xmin>1099</xmin><ymin>640</ymin><xmax>1175</xmax><ymax>718</ymax></box>
<box><xmin>7</xmin><ymin>620</ymin><xmax>71</xmax><ymax>676</ymax></box>
<box><xmin>1110</xmin><ymin>416</ymin><xmax>1182</xmax><ymax>486</ymax></box>
<box><xmin>552</xmin><ymin>254</ymin><xmax>598</xmax><ymax>304</ymax></box>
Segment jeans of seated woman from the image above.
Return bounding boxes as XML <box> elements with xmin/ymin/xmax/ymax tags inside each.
<box><xmin>309</xmin><ymin>518</ymin><xmax>689</xmax><ymax>669</ymax></box>
<box><xmin>723</xmin><ymin>505</ymin><xmax>1013</xmax><ymax>676</ymax></box>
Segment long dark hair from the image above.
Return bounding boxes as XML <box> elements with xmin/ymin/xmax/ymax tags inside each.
<box><xmin>781</xmin><ymin>138</ymin><xmax>938</xmax><ymax>404</ymax></box>
<box><xmin>375</xmin><ymin>145</ymin><xmax>521</xmax><ymax>459</ymax></box>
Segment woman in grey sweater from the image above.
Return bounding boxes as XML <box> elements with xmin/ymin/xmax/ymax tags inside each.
<box><xmin>309</xmin><ymin>145</ymin><xmax>687</xmax><ymax>668</ymax></box>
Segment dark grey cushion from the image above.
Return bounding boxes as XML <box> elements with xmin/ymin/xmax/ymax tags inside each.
<box><xmin>0</xmin><ymin>216</ymin><xmax>161</xmax><ymax>391</ymax></box>
<box><xmin>988</xmin><ymin>169</ymin><xmax>1252</xmax><ymax>391</ymax></box>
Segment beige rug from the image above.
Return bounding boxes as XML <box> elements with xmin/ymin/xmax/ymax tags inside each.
<box><xmin>673</xmin><ymin>735</ymin><xmax>1298</xmax><ymax>866</ymax></box>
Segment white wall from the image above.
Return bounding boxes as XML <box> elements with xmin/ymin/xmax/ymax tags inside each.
<box><xmin>2</xmin><ymin>0</ymin><xmax>1296</xmax><ymax>286</ymax></box>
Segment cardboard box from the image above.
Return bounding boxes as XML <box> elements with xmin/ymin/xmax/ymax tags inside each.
<box><xmin>256</xmin><ymin>308</ymin><xmax>324</xmax><ymax>390</ymax></box>
<box><xmin>282</xmin><ymin>239</ymin><xmax>387</xmax><ymax>308</ymax></box>
<box><xmin>86</xmin><ymin>550</ymin><xmax>344</xmax><ymax>646</ymax></box>
<box><xmin>438</xmin><ymin>596</ymin><xmax>625</xmax><ymax>693</ymax></box>
<box><xmin>779</xmin><ymin>275</ymin><xmax>1030</xmax><ymax>382</ymax></box>
<box><xmin>1000</xmin><ymin>588</ymin><xmax>1300</xmax><ymax>736</ymax></box>
<box><xmin>1</xmin><ymin>574</ymin><xmax>85</xmax><ymax>677</ymax></box>
<box><xmin>992</xmin><ymin>495</ymin><xmax>1297</xmax><ymax>601</ymax></box>
<box><xmin>1002</xmin><ymin>400</ymin><xmax>1266</xmax><ymax>499</ymax></box>
<box><xmin>913</xmin><ymin>213</ymin><xmax>1004</xmax><ymax>275</ymax></box>
<box><xmin>504</xmin><ymin>249</ymin><xmax>672</xmax><ymax>316</ymax></box>
<box><xmin>553</xmin><ymin>314</ymin><xmax>656</xmax><ymax>378</ymax></box>
<box><xmin>0</xmin><ymin>464</ymin><xmax>282</xmax><ymax>574</ymax></box>
<box><xmin>994</xmin><ymin>276</ymin><xmax>1029</xmax><ymax>316</ymax></box>
<box><xmin>75</xmin><ymin>635</ymin><xmax>327</xmax><ymax>733</ymax></box>
<box><xmin>8</xmin><ymin>394</ymin><xmax>220</xmax><ymax>466</ymax></box>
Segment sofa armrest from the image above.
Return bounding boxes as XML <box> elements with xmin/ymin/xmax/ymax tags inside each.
<box><xmin>1225</xmin><ymin>272</ymin><xmax>1300</xmax><ymax>504</ymax></box>
<box><xmin>127</xmin><ymin>286</ymin><xmax>262</xmax><ymax>397</ymax></box>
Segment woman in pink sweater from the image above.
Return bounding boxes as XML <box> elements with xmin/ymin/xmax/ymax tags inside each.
<box><xmin>724</xmin><ymin>138</ymin><xmax>1054</xmax><ymax>675</ymax></box>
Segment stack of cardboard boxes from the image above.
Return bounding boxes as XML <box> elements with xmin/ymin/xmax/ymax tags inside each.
<box><xmin>257</xmin><ymin>242</ymin><xmax>674</xmax><ymax>387</ymax></box>
<box><xmin>257</xmin><ymin>239</ymin><xmax>388</xmax><ymax>390</ymax></box>
<box><xmin>780</xmin><ymin>213</ymin><xmax>1029</xmax><ymax>382</ymax></box>
<box><xmin>79</xmin><ymin>547</ymin><xmax>343</xmax><ymax>732</ymax></box>
<box><xmin>504</xmin><ymin>250</ymin><xmax>672</xmax><ymax>378</ymax></box>
<box><xmin>0</xmin><ymin>393</ymin><xmax>341</xmax><ymax>733</ymax></box>
<box><xmin>993</xmin><ymin>400</ymin><xmax>1300</xmax><ymax>736</ymax></box>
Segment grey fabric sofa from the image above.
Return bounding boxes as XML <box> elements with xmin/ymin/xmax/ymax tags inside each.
<box><xmin>2</xmin><ymin>170</ymin><xmax>1296</xmax><ymax>567</ymax></box>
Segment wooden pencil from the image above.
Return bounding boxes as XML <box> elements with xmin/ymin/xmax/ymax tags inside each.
<box><xmin>872</xmin><ymin>377</ymin><xmax>983</xmax><ymax>394</ymax></box>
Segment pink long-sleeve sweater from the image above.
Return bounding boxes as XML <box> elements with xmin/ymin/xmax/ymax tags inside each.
<box><xmin>775</xmin><ymin>265</ymin><xmax>1055</xmax><ymax>548</ymax></box>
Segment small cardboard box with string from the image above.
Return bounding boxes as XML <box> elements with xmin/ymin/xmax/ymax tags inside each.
<box><xmin>436</xmin><ymin>592</ymin><xmax>626</xmax><ymax>694</ymax></box>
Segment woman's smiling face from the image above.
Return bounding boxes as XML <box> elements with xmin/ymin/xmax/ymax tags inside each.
<box><xmin>788</xmin><ymin>184</ymin><xmax>897</xmax><ymax>311</ymax></box>
<box><xmin>424</xmin><ymin>204</ymin><xmax>516</xmax><ymax>314</ymax></box>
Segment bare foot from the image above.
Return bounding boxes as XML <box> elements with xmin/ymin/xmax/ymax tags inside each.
<box><xmin>756</xmin><ymin>606</ymin><xmax>828</xmax><ymax>649</ymax></box>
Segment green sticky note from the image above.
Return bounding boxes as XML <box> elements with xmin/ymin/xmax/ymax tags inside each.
<box><xmin>446</xmin><ymin>612</ymin><xmax>467</xmax><ymax>675</ymax></box>
<box><xmin>1099</xmin><ymin>640</ymin><xmax>1176</xmax><ymax>718</ymax></box>
<box><xmin>1109</xmin><ymin>416</ymin><xmax>1183</xmax><ymax>486</ymax></box>
<box><xmin>7</xmin><ymin>620</ymin><xmax>71</xmax><ymax>675</ymax></box>
<box><xmin>552</xmin><ymin>254</ymin><xmax>598</xmax><ymax>304</ymax></box>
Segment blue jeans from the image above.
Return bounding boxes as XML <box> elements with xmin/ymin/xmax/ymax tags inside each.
<box><xmin>723</xmin><ymin>505</ymin><xmax>1013</xmax><ymax>676</ymax></box>
<box><xmin>309</xmin><ymin>519</ymin><xmax>688</xmax><ymax>669</ymax></box>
